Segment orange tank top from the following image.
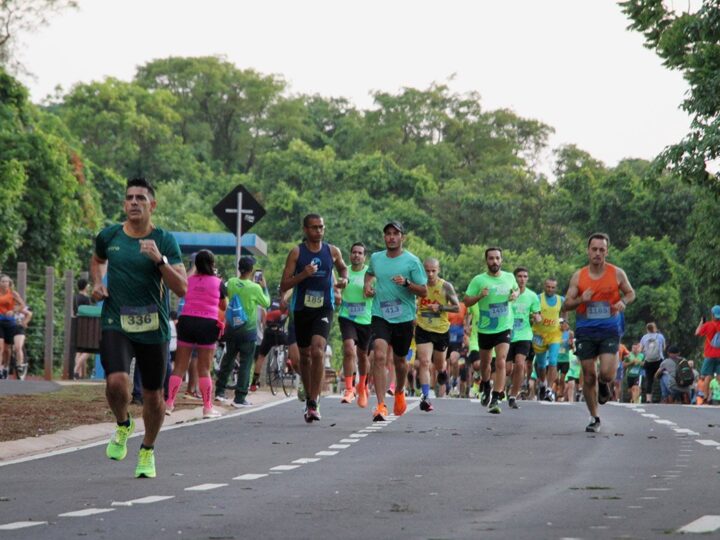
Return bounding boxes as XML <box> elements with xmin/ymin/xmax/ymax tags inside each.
<box><xmin>0</xmin><ymin>289</ymin><xmax>15</xmax><ymax>314</ymax></box>
<box><xmin>576</xmin><ymin>263</ymin><xmax>621</xmax><ymax>316</ymax></box>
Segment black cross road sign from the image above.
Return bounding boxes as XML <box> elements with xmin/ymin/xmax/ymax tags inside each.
<box><xmin>213</xmin><ymin>184</ymin><xmax>266</xmax><ymax>235</ymax></box>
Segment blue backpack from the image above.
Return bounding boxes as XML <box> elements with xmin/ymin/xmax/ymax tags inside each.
<box><xmin>225</xmin><ymin>285</ymin><xmax>248</xmax><ymax>329</ymax></box>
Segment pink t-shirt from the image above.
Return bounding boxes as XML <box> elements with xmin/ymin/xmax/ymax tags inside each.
<box><xmin>181</xmin><ymin>275</ymin><xmax>222</xmax><ymax>320</ymax></box>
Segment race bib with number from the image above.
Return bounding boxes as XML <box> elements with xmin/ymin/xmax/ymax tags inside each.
<box><xmin>304</xmin><ymin>289</ymin><xmax>325</xmax><ymax>308</ymax></box>
<box><xmin>380</xmin><ymin>300</ymin><xmax>402</xmax><ymax>319</ymax></box>
<box><xmin>345</xmin><ymin>302</ymin><xmax>366</xmax><ymax>316</ymax></box>
<box><xmin>586</xmin><ymin>301</ymin><xmax>611</xmax><ymax>319</ymax></box>
<box><xmin>120</xmin><ymin>305</ymin><xmax>159</xmax><ymax>333</ymax></box>
<box><xmin>489</xmin><ymin>302</ymin><xmax>509</xmax><ymax>318</ymax></box>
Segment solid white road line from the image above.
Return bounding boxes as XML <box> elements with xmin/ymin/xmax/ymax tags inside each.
<box><xmin>677</xmin><ymin>515</ymin><xmax>720</xmax><ymax>534</ymax></box>
<box><xmin>0</xmin><ymin>397</ymin><xmax>295</xmax><ymax>468</ymax></box>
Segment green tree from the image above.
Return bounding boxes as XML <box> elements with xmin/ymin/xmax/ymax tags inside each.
<box><xmin>621</xmin><ymin>1</ymin><xmax>720</xmax><ymax>191</ymax></box>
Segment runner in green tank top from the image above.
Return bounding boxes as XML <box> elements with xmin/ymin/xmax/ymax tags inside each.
<box><xmin>336</xmin><ymin>242</ymin><xmax>373</xmax><ymax>407</ymax></box>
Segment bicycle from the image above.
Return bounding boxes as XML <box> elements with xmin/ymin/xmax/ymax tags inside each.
<box><xmin>265</xmin><ymin>344</ymin><xmax>297</xmax><ymax>397</ymax></box>
<box><xmin>213</xmin><ymin>340</ymin><xmax>240</xmax><ymax>389</ymax></box>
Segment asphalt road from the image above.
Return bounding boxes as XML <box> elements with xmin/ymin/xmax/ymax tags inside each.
<box><xmin>1</xmin><ymin>397</ymin><xmax>720</xmax><ymax>539</ymax></box>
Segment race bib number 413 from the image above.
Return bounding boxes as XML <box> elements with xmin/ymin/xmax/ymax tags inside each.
<box><xmin>120</xmin><ymin>305</ymin><xmax>159</xmax><ymax>333</ymax></box>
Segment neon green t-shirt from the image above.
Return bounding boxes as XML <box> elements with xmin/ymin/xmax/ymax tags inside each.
<box><xmin>338</xmin><ymin>265</ymin><xmax>372</xmax><ymax>325</ymax></box>
<box><xmin>465</xmin><ymin>271</ymin><xmax>519</xmax><ymax>334</ymax></box>
<box><xmin>226</xmin><ymin>278</ymin><xmax>270</xmax><ymax>329</ymax></box>
<box><xmin>511</xmin><ymin>288</ymin><xmax>540</xmax><ymax>342</ymax></box>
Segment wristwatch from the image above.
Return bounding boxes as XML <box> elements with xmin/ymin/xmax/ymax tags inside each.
<box><xmin>403</xmin><ymin>278</ymin><xmax>410</xmax><ymax>288</ymax></box>
<box><xmin>156</xmin><ymin>255</ymin><xmax>168</xmax><ymax>268</ymax></box>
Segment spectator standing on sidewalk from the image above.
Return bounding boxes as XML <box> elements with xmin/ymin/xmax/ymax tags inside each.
<box><xmin>694</xmin><ymin>305</ymin><xmax>720</xmax><ymax>405</ymax></box>
<box><xmin>640</xmin><ymin>322</ymin><xmax>666</xmax><ymax>403</ymax></box>
<box><xmin>215</xmin><ymin>256</ymin><xmax>270</xmax><ymax>408</ymax></box>
<box><xmin>655</xmin><ymin>345</ymin><xmax>694</xmax><ymax>404</ymax></box>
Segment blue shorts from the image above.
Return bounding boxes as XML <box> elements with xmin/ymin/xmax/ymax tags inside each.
<box><xmin>534</xmin><ymin>342</ymin><xmax>561</xmax><ymax>370</ymax></box>
<box><xmin>701</xmin><ymin>358</ymin><xmax>720</xmax><ymax>377</ymax></box>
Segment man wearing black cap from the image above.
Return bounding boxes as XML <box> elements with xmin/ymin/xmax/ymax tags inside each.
<box><xmin>280</xmin><ymin>214</ymin><xmax>348</xmax><ymax>423</ymax></box>
<box><xmin>363</xmin><ymin>221</ymin><xmax>428</xmax><ymax>421</ymax></box>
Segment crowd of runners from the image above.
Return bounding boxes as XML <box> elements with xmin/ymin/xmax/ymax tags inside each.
<box><xmin>90</xmin><ymin>178</ymin><xmax>720</xmax><ymax>478</ymax></box>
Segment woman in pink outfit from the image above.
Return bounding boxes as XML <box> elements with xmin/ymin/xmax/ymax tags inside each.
<box><xmin>166</xmin><ymin>250</ymin><xmax>226</xmax><ymax>418</ymax></box>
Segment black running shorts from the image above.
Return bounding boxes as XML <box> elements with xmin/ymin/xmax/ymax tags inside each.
<box><xmin>339</xmin><ymin>316</ymin><xmax>372</xmax><ymax>352</ymax></box>
<box><xmin>293</xmin><ymin>308</ymin><xmax>333</xmax><ymax>348</ymax></box>
<box><xmin>370</xmin><ymin>316</ymin><xmax>414</xmax><ymax>358</ymax></box>
<box><xmin>100</xmin><ymin>330</ymin><xmax>168</xmax><ymax>391</ymax></box>
<box><xmin>414</xmin><ymin>325</ymin><xmax>449</xmax><ymax>353</ymax></box>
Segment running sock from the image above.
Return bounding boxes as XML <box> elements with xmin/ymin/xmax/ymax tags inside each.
<box><xmin>140</xmin><ymin>443</ymin><xmax>154</xmax><ymax>450</ymax></box>
<box><xmin>344</xmin><ymin>376</ymin><xmax>354</xmax><ymax>391</ymax></box>
<box><xmin>198</xmin><ymin>376</ymin><xmax>213</xmax><ymax>409</ymax></box>
<box><xmin>118</xmin><ymin>416</ymin><xmax>131</xmax><ymax>427</ymax></box>
<box><xmin>421</xmin><ymin>383</ymin><xmax>430</xmax><ymax>398</ymax></box>
<box><xmin>251</xmin><ymin>372</ymin><xmax>260</xmax><ymax>385</ymax></box>
<box><xmin>482</xmin><ymin>380</ymin><xmax>491</xmax><ymax>393</ymax></box>
<box><xmin>491</xmin><ymin>391</ymin><xmax>500</xmax><ymax>401</ymax></box>
<box><xmin>167</xmin><ymin>374</ymin><xmax>183</xmax><ymax>407</ymax></box>
<box><xmin>358</xmin><ymin>374</ymin><xmax>367</xmax><ymax>391</ymax></box>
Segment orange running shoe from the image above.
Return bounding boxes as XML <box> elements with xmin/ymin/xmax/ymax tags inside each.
<box><xmin>393</xmin><ymin>391</ymin><xmax>407</xmax><ymax>416</ymax></box>
<box><xmin>357</xmin><ymin>386</ymin><xmax>368</xmax><ymax>408</ymax></box>
<box><xmin>340</xmin><ymin>388</ymin><xmax>355</xmax><ymax>404</ymax></box>
<box><xmin>372</xmin><ymin>402</ymin><xmax>388</xmax><ymax>422</ymax></box>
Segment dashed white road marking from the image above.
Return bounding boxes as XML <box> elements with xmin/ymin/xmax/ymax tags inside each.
<box><xmin>112</xmin><ymin>495</ymin><xmax>174</xmax><ymax>506</ymax></box>
<box><xmin>233</xmin><ymin>473</ymin><xmax>268</xmax><ymax>480</ymax></box>
<box><xmin>270</xmin><ymin>465</ymin><xmax>300</xmax><ymax>471</ymax></box>
<box><xmin>59</xmin><ymin>508</ymin><xmax>115</xmax><ymax>517</ymax></box>
<box><xmin>339</xmin><ymin>439</ymin><xmax>358</xmax><ymax>443</ymax></box>
<box><xmin>654</xmin><ymin>419</ymin><xmax>677</xmax><ymax>425</ymax></box>
<box><xmin>0</xmin><ymin>521</ymin><xmax>47</xmax><ymax>530</ymax></box>
<box><xmin>349</xmin><ymin>433</ymin><xmax>368</xmax><ymax>438</ymax></box>
<box><xmin>329</xmin><ymin>444</ymin><xmax>350</xmax><ymax>449</ymax></box>
<box><xmin>633</xmin><ymin>408</ymin><xmax>646</xmax><ymax>412</ymax></box>
<box><xmin>673</xmin><ymin>428</ymin><xmax>700</xmax><ymax>435</ymax></box>
<box><xmin>185</xmin><ymin>483</ymin><xmax>228</xmax><ymax>491</ymax></box>
<box><xmin>696</xmin><ymin>440</ymin><xmax>720</xmax><ymax>447</ymax></box>
<box><xmin>292</xmin><ymin>458</ymin><xmax>321</xmax><ymax>464</ymax></box>
<box><xmin>641</xmin><ymin>413</ymin><xmax>659</xmax><ymax>418</ymax></box>
<box><xmin>677</xmin><ymin>515</ymin><xmax>720</xmax><ymax>534</ymax></box>
<box><xmin>646</xmin><ymin>488</ymin><xmax>671</xmax><ymax>492</ymax></box>
<box><xmin>316</xmin><ymin>450</ymin><xmax>338</xmax><ymax>456</ymax></box>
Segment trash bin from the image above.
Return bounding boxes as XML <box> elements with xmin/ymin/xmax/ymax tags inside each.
<box><xmin>74</xmin><ymin>305</ymin><xmax>102</xmax><ymax>353</ymax></box>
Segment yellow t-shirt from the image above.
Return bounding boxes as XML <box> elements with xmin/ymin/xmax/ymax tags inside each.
<box><xmin>416</xmin><ymin>279</ymin><xmax>450</xmax><ymax>334</ymax></box>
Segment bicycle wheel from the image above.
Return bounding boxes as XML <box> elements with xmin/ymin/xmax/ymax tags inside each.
<box><xmin>280</xmin><ymin>347</ymin><xmax>294</xmax><ymax>397</ymax></box>
<box><xmin>266</xmin><ymin>348</ymin><xmax>281</xmax><ymax>396</ymax></box>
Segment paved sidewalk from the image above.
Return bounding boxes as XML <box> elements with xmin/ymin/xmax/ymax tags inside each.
<box><xmin>0</xmin><ymin>388</ymin><xmax>291</xmax><ymax>463</ymax></box>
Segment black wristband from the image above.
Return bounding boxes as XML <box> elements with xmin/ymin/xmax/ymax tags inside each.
<box><xmin>403</xmin><ymin>278</ymin><xmax>410</xmax><ymax>288</ymax></box>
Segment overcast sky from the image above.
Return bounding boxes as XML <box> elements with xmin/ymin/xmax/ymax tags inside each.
<box><xmin>18</xmin><ymin>0</ymin><xmax>694</xmax><ymax>172</ymax></box>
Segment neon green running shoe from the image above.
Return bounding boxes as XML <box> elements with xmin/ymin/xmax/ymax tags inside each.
<box><xmin>134</xmin><ymin>447</ymin><xmax>156</xmax><ymax>478</ymax></box>
<box><xmin>106</xmin><ymin>416</ymin><xmax>135</xmax><ymax>461</ymax></box>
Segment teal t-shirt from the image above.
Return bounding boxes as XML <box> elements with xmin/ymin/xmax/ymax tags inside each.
<box><xmin>226</xmin><ymin>277</ymin><xmax>270</xmax><ymax>329</ymax></box>
<box><xmin>511</xmin><ymin>288</ymin><xmax>540</xmax><ymax>342</ymax></box>
<box><xmin>465</xmin><ymin>271</ymin><xmax>519</xmax><ymax>334</ymax></box>
<box><xmin>338</xmin><ymin>265</ymin><xmax>372</xmax><ymax>325</ymax></box>
<box><xmin>368</xmin><ymin>250</ymin><xmax>427</xmax><ymax>324</ymax></box>
<box><xmin>95</xmin><ymin>224</ymin><xmax>182</xmax><ymax>344</ymax></box>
